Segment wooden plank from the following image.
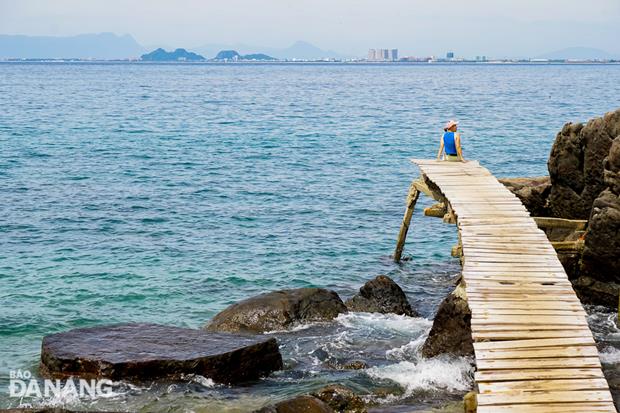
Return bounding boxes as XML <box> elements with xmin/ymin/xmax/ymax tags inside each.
<box><xmin>473</xmin><ymin>309</ymin><xmax>586</xmax><ymax>316</ymax></box>
<box><xmin>473</xmin><ymin>337</ymin><xmax>595</xmax><ymax>351</ymax></box>
<box><xmin>476</xmin><ymin>356</ymin><xmax>602</xmax><ymax>370</ymax></box>
<box><xmin>472</xmin><ymin>330</ymin><xmax>595</xmax><ymax>341</ymax></box>
<box><xmin>475</xmin><ymin>345</ymin><xmax>598</xmax><ymax>360</ymax></box>
<box><xmin>478</xmin><ymin>403</ymin><xmax>616</xmax><ymax>413</ymax></box>
<box><xmin>468</xmin><ymin>302</ymin><xmax>585</xmax><ymax>311</ymax></box>
<box><xmin>471</xmin><ymin>315</ymin><xmax>588</xmax><ymax>326</ymax></box>
<box><xmin>467</xmin><ymin>295</ymin><xmax>582</xmax><ymax>302</ymax></box>
<box><xmin>472</xmin><ymin>324</ymin><xmax>591</xmax><ymax>332</ymax></box>
<box><xmin>466</xmin><ymin>278</ymin><xmax>572</xmax><ymax>286</ymax></box>
<box><xmin>478</xmin><ymin>378</ymin><xmax>610</xmax><ymax>393</ymax></box>
<box><xmin>475</xmin><ymin>368</ymin><xmax>606</xmax><ymax>382</ymax></box>
<box><xmin>466</xmin><ymin>286</ymin><xmax>577</xmax><ymax>294</ymax></box>
<box><xmin>477</xmin><ymin>389</ymin><xmax>613</xmax><ymax>405</ymax></box>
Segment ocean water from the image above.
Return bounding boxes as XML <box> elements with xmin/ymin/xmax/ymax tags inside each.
<box><xmin>1</xmin><ymin>62</ymin><xmax>620</xmax><ymax>412</ymax></box>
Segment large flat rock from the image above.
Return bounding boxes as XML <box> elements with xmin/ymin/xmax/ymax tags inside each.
<box><xmin>40</xmin><ymin>323</ymin><xmax>283</xmax><ymax>384</ymax></box>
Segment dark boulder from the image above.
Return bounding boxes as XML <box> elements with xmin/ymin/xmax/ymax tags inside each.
<box><xmin>581</xmin><ymin>136</ymin><xmax>620</xmax><ymax>286</ymax></box>
<box><xmin>312</xmin><ymin>385</ymin><xmax>367</xmax><ymax>413</ymax></box>
<box><xmin>499</xmin><ymin>176</ymin><xmax>551</xmax><ymax>217</ymax></box>
<box><xmin>572</xmin><ymin>276</ymin><xmax>620</xmax><ymax>307</ymax></box>
<box><xmin>40</xmin><ymin>323</ymin><xmax>282</xmax><ymax>384</ymax></box>
<box><xmin>421</xmin><ymin>284</ymin><xmax>473</xmax><ymax>358</ymax></box>
<box><xmin>205</xmin><ymin>288</ymin><xmax>347</xmax><ymax>333</ymax></box>
<box><xmin>254</xmin><ymin>395</ymin><xmax>335</xmax><ymax>413</ymax></box>
<box><xmin>3</xmin><ymin>410</ymin><xmax>115</xmax><ymax>413</ymax></box>
<box><xmin>548</xmin><ymin>109</ymin><xmax>620</xmax><ymax>219</ymax></box>
<box><xmin>345</xmin><ymin>275</ymin><xmax>417</xmax><ymax>316</ymax></box>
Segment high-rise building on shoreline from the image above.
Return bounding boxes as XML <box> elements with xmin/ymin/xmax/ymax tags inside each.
<box><xmin>368</xmin><ymin>48</ymin><xmax>399</xmax><ymax>61</ymax></box>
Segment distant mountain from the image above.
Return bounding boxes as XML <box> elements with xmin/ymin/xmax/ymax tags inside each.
<box><xmin>141</xmin><ymin>48</ymin><xmax>205</xmax><ymax>61</ymax></box>
<box><xmin>214</xmin><ymin>50</ymin><xmax>241</xmax><ymax>60</ymax></box>
<box><xmin>275</xmin><ymin>41</ymin><xmax>346</xmax><ymax>60</ymax></box>
<box><xmin>0</xmin><ymin>33</ymin><xmax>144</xmax><ymax>59</ymax></box>
<box><xmin>196</xmin><ymin>40</ymin><xmax>349</xmax><ymax>60</ymax></box>
<box><xmin>243</xmin><ymin>53</ymin><xmax>276</xmax><ymax>61</ymax></box>
<box><xmin>536</xmin><ymin>47</ymin><xmax>616</xmax><ymax>60</ymax></box>
<box><xmin>212</xmin><ymin>50</ymin><xmax>276</xmax><ymax>61</ymax></box>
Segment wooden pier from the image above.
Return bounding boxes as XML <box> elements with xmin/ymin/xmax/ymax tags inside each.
<box><xmin>396</xmin><ymin>160</ymin><xmax>616</xmax><ymax>412</ymax></box>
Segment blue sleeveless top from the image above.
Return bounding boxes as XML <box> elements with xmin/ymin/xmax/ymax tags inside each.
<box><xmin>443</xmin><ymin>132</ymin><xmax>457</xmax><ymax>155</ymax></box>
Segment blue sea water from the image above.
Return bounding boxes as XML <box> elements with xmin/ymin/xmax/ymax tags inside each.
<box><xmin>1</xmin><ymin>62</ymin><xmax>620</xmax><ymax>412</ymax></box>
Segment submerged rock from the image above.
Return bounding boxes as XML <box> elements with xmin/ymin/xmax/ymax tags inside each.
<box><xmin>421</xmin><ymin>283</ymin><xmax>473</xmax><ymax>358</ymax></box>
<box><xmin>499</xmin><ymin>176</ymin><xmax>551</xmax><ymax>217</ymax></box>
<box><xmin>40</xmin><ymin>323</ymin><xmax>282</xmax><ymax>384</ymax></box>
<box><xmin>345</xmin><ymin>275</ymin><xmax>417</xmax><ymax>317</ymax></box>
<box><xmin>205</xmin><ymin>288</ymin><xmax>348</xmax><ymax>333</ymax></box>
<box><xmin>254</xmin><ymin>395</ymin><xmax>335</xmax><ymax>413</ymax></box>
<box><xmin>312</xmin><ymin>384</ymin><xmax>367</xmax><ymax>413</ymax></box>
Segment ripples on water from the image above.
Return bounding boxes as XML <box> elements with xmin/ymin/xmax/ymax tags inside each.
<box><xmin>1</xmin><ymin>62</ymin><xmax>619</xmax><ymax>411</ymax></box>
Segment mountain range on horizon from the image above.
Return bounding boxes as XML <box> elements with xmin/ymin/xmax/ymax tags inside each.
<box><xmin>0</xmin><ymin>33</ymin><xmax>350</xmax><ymax>60</ymax></box>
<box><xmin>0</xmin><ymin>32</ymin><xmax>617</xmax><ymax>61</ymax></box>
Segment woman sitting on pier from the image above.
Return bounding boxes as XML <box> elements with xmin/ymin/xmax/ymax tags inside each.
<box><xmin>437</xmin><ymin>120</ymin><xmax>465</xmax><ymax>162</ymax></box>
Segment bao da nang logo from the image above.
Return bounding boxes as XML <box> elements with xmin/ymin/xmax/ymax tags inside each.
<box><xmin>9</xmin><ymin>369</ymin><xmax>113</xmax><ymax>399</ymax></box>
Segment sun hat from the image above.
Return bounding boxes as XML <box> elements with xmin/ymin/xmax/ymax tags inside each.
<box><xmin>444</xmin><ymin>120</ymin><xmax>459</xmax><ymax>130</ymax></box>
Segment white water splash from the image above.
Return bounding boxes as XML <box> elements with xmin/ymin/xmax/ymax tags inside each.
<box><xmin>335</xmin><ymin>312</ymin><xmax>432</xmax><ymax>335</ymax></box>
<box><xmin>366</xmin><ymin>356</ymin><xmax>474</xmax><ymax>395</ymax></box>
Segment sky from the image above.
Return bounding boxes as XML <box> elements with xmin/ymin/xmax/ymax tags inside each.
<box><xmin>1</xmin><ymin>0</ymin><xmax>619</xmax><ymax>57</ymax></box>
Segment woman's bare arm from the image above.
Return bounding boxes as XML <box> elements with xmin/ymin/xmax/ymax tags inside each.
<box><xmin>455</xmin><ymin>133</ymin><xmax>465</xmax><ymax>161</ymax></box>
<box><xmin>436</xmin><ymin>136</ymin><xmax>444</xmax><ymax>160</ymax></box>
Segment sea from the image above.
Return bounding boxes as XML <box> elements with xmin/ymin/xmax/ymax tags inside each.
<box><xmin>1</xmin><ymin>62</ymin><xmax>620</xmax><ymax>412</ymax></box>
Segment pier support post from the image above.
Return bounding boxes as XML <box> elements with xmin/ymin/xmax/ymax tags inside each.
<box><xmin>394</xmin><ymin>181</ymin><xmax>420</xmax><ymax>262</ymax></box>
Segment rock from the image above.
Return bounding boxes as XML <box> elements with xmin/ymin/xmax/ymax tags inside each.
<box><xmin>345</xmin><ymin>275</ymin><xmax>417</xmax><ymax>316</ymax></box>
<box><xmin>40</xmin><ymin>323</ymin><xmax>282</xmax><ymax>384</ymax></box>
<box><xmin>557</xmin><ymin>250</ymin><xmax>581</xmax><ymax>281</ymax></box>
<box><xmin>547</xmin><ymin>109</ymin><xmax>620</xmax><ymax>219</ymax></box>
<box><xmin>341</xmin><ymin>360</ymin><xmax>368</xmax><ymax>370</ymax></box>
<box><xmin>463</xmin><ymin>391</ymin><xmax>478</xmax><ymax>413</ymax></box>
<box><xmin>581</xmin><ymin>137</ymin><xmax>620</xmax><ymax>286</ymax></box>
<box><xmin>312</xmin><ymin>385</ymin><xmax>367</xmax><ymax>413</ymax></box>
<box><xmin>205</xmin><ymin>288</ymin><xmax>348</xmax><ymax>333</ymax></box>
<box><xmin>572</xmin><ymin>276</ymin><xmax>620</xmax><ymax>307</ymax></box>
<box><xmin>324</xmin><ymin>359</ymin><xmax>369</xmax><ymax>371</ymax></box>
<box><xmin>499</xmin><ymin>176</ymin><xmax>551</xmax><ymax>217</ymax></box>
<box><xmin>421</xmin><ymin>283</ymin><xmax>473</xmax><ymax>358</ymax></box>
<box><xmin>254</xmin><ymin>395</ymin><xmax>335</xmax><ymax>413</ymax></box>
<box><xmin>3</xmin><ymin>410</ymin><xmax>113</xmax><ymax>413</ymax></box>
<box><xmin>424</xmin><ymin>202</ymin><xmax>447</xmax><ymax>218</ymax></box>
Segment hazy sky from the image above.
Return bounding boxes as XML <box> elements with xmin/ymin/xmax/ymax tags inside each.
<box><xmin>1</xmin><ymin>0</ymin><xmax>619</xmax><ymax>57</ymax></box>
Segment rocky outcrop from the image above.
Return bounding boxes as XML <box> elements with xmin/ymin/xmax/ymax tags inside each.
<box><xmin>577</xmin><ymin>135</ymin><xmax>620</xmax><ymax>305</ymax></box>
<box><xmin>312</xmin><ymin>385</ymin><xmax>367</xmax><ymax>413</ymax></box>
<box><xmin>40</xmin><ymin>323</ymin><xmax>282</xmax><ymax>384</ymax></box>
<box><xmin>547</xmin><ymin>109</ymin><xmax>620</xmax><ymax>219</ymax></box>
<box><xmin>205</xmin><ymin>288</ymin><xmax>347</xmax><ymax>333</ymax></box>
<box><xmin>499</xmin><ymin>176</ymin><xmax>551</xmax><ymax>217</ymax></box>
<box><xmin>421</xmin><ymin>283</ymin><xmax>473</xmax><ymax>358</ymax></box>
<box><xmin>501</xmin><ymin>109</ymin><xmax>620</xmax><ymax>307</ymax></box>
<box><xmin>254</xmin><ymin>395</ymin><xmax>335</xmax><ymax>413</ymax></box>
<box><xmin>345</xmin><ymin>275</ymin><xmax>417</xmax><ymax>316</ymax></box>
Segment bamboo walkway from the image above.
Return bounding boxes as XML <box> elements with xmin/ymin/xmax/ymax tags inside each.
<box><xmin>404</xmin><ymin>160</ymin><xmax>616</xmax><ymax>412</ymax></box>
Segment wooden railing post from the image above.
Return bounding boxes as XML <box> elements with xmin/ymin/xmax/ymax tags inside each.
<box><xmin>394</xmin><ymin>181</ymin><xmax>420</xmax><ymax>262</ymax></box>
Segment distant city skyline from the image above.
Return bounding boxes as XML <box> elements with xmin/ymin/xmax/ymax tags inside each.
<box><xmin>1</xmin><ymin>0</ymin><xmax>619</xmax><ymax>58</ymax></box>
